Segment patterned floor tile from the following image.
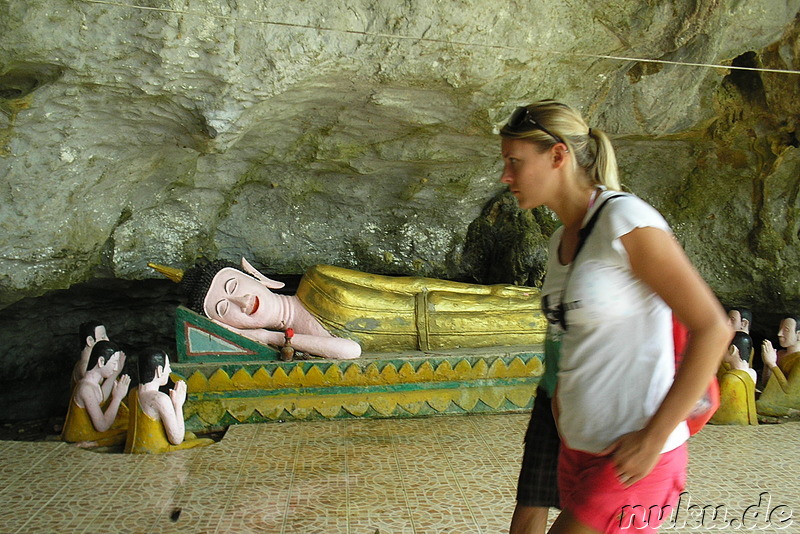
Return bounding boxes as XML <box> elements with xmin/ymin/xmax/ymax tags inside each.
<box><xmin>1</xmin><ymin>416</ymin><xmax>798</xmax><ymax>533</ymax></box>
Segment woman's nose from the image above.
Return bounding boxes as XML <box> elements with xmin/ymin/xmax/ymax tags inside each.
<box><xmin>500</xmin><ymin>166</ymin><xmax>513</xmax><ymax>184</ymax></box>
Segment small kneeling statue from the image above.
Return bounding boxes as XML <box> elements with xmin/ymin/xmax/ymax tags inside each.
<box><xmin>756</xmin><ymin>316</ymin><xmax>800</xmax><ymax>417</ymax></box>
<box><xmin>710</xmin><ymin>332</ymin><xmax>758</xmax><ymax>425</ymax></box>
<box><xmin>124</xmin><ymin>348</ymin><xmax>214</xmax><ymax>454</ymax></box>
<box><xmin>62</xmin><ymin>340</ymin><xmax>130</xmax><ymax>447</ymax></box>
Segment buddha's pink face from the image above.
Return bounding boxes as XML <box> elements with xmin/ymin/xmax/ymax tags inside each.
<box><xmin>203</xmin><ymin>268</ymin><xmax>274</xmax><ymax>329</ymax></box>
<box><xmin>81</xmin><ymin>325</ymin><xmax>109</xmax><ymax>357</ymax></box>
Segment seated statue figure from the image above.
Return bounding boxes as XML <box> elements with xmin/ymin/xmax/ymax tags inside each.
<box><xmin>710</xmin><ymin>333</ymin><xmax>758</xmax><ymax>425</ymax></box>
<box><xmin>71</xmin><ymin>320</ymin><xmax>110</xmax><ymax>386</ymax></box>
<box><xmin>125</xmin><ymin>348</ymin><xmax>214</xmax><ymax>454</ymax></box>
<box><xmin>61</xmin><ymin>340</ymin><xmax>130</xmax><ymax>447</ymax></box>
<box><xmin>727</xmin><ymin>307</ymin><xmax>754</xmax><ymax>365</ymax></box>
<box><xmin>756</xmin><ymin>315</ymin><xmax>800</xmax><ymax>417</ymax></box>
<box><xmin>150</xmin><ymin>257</ymin><xmax>544</xmax><ymax>360</ymax></box>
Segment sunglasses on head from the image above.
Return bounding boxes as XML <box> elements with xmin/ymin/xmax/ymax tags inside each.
<box><xmin>504</xmin><ymin>106</ymin><xmax>565</xmax><ymax>145</ymax></box>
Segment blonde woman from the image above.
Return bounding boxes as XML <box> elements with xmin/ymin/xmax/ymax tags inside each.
<box><xmin>500</xmin><ymin>100</ymin><xmax>731</xmax><ymax>534</ymax></box>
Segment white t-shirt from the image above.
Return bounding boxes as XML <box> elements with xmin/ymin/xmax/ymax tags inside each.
<box><xmin>542</xmin><ymin>189</ymin><xmax>689</xmax><ymax>454</ymax></box>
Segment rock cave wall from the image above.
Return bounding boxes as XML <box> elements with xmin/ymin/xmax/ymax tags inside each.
<box><xmin>2</xmin><ymin>0</ymin><xmax>800</xmax><ymax>420</ymax></box>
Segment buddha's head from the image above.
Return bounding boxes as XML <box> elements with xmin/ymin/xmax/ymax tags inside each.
<box><xmin>179</xmin><ymin>258</ymin><xmax>286</xmax><ymax>329</ymax></box>
<box><xmin>86</xmin><ymin>340</ymin><xmax>123</xmax><ymax>378</ymax></box>
<box><xmin>78</xmin><ymin>320</ymin><xmax>108</xmax><ymax>352</ymax></box>
<box><xmin>180</xmin><ymin>259</ymin><xmax>239</xmax><ymax>315</ymax></box>
<box><xmin>728</xmin><ymin>331</ymin><xmax>752</xmax><ymax>364</ymax></box>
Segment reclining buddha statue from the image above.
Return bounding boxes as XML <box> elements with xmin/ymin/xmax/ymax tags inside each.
<box><xmin>150</xmin><ymin>257</ymin><xmax>546</xmax><ymax>360</ymax></box>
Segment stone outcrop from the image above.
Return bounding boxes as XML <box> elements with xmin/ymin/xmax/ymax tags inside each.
<box><xmin>2</xmin><ymin>1</ymin><xmax>800</xmax><ymax>419</ymax></box>
<box><xmin>2</xmin><ymin>1</ymin><xmax>799</xmax><ymax>307</ymax></box>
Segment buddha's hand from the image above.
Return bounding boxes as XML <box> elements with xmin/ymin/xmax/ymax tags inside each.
<box><xmin>170</xmin><ymin>380</ymin><xmax>187</xmax><ymax>406</ymax></box>
<box><xmin>113</xmin><ymin>374</ymin><xmax>131</xmax><ymax>400</ymax></box>
<box><xmin>761</xmin><ymin>340</ymin><xmax>777</xmax><ymax>368</ymax></box>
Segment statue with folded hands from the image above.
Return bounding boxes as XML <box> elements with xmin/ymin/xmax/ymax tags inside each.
<box><xmin>71</xmin><ymin>320</ymin><xmax>110</xmax><ymax>386</ymax></box>
<box><xmin>756</xmin><ymin>316</ymin><xmax>800</xmax><ymax>417</ymax></box>
<box><xmin>124</xmin><ymin>348</ymin><xmax>214</xmax><ymax>454</ymax></box>
<box><xmin>727</xmin><ymin>307</ymin><xmax>754</xmax><ymax>365</ymax></box>
<box><xmin>62</xmin><ymin>340</ymin><xmax>130</xmax><ymax>447</ymax></box>
<box><xmin>710</xmin><ymin>333</ymin><xmax>758</xmax><ymax>425</ymax></box>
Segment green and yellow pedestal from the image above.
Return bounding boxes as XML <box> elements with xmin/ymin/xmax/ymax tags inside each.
<box><xmin>171</xmin><ymin>306</ymin><xmax>545</xmax><ymax>432</ymax></box>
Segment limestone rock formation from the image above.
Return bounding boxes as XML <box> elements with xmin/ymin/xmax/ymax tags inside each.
<box><xmin>3</xmin><ymin>2</ymin><xmax>800</xmax><ymax>421</ymax></box>
<box><xmin>2</xmin><ymin>0</ymin><xmax>799</xmax><ymax>310</ymax></box>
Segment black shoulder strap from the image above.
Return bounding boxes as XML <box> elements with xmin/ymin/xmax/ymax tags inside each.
<box><xmin>575</xmin><ymin>193</ymin><xmax>626</xmax><ymax>258</ymax></box>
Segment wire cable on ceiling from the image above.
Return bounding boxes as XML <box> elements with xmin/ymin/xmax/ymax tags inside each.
<box><xmin>80</xmin><ymin>0</ymin><xmax>800</xmax><ymax>76</ymax></box>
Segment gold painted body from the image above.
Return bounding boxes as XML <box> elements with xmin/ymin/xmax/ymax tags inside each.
<box><xmin>61</xmin><ymin>396</ymin><xmax>128</xmax><ymax>446</ymax></box>
<box><xmin>296</xmin><ymin>264</ymin><xmax>546</xmax><ymax>351</ymax></box>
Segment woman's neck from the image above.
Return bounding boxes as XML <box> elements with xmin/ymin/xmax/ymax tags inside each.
<box><xmin>552</xmin><ymin>177</ymin><xmax>599</xmax><ymax>266</ymax></box>
<box><xmin>551</xmin><ymin>181</ymin><xmax>598</xmax><ymax>230</ymax></box>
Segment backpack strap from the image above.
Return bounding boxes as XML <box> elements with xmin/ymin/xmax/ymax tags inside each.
<box><xmin>557</xmin><ymin>193</ymin><xmax>627</xmax><ymax>330</ymax></box>
<box><xmin>575</xmin><ymin>193</ymin><xmax>626</xmax><ymax>258</ymax></box>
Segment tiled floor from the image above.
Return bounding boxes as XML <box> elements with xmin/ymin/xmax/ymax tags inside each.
<box><xmin>0</xmin><ymin>414</ymin><xmax>797</xmax><ymax>533</ymax></box>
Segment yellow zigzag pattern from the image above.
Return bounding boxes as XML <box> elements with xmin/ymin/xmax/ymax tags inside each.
<box><xmin>183</xmin><ymin>357</ymin><xmax>544</xmax><ymax>393</ymax></box>
<box><xmin>186</xmin><ymin>384</ymin><xmax>538</xmax><ymax>425</ymax></box>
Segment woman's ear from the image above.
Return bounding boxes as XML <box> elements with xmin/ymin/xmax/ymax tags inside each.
<box><xmin>551</xmin><ymin>143</ymin><xmax>570</xmax><ymax>169</ymax></box>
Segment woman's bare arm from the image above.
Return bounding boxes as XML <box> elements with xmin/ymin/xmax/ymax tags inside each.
<box><xmin>601</xmin><ymin>226</ymin><xmax>733</xmax><ymax>486</ymax></box>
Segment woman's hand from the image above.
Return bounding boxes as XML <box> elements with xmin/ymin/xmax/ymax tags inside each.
<box><xmin>619</xmin><ymin>226</ymin><xmax>732</xmax><ymax>469</ymax></box>
<box><xmin>600</xmin><ymin>429</ymin><xmax>663</xmax><ymax>487</ymax></box>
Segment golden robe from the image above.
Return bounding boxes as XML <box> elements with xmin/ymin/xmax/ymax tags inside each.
<box><xmin>61</xmin><ymin>395</ymin><xmax>128</xmax><ymax>446</ymax></box>
<box><xmin>124</xmin><ymin>389</ymin><xmax>213</xmax><ymax>454</ymax></box>
<box><xmin>296</xmin><ymin>264</ymin><xmax>546</xmax><ymax>352</ymax></box>
<box><xmin>756</xmin><ymin>351</ymin><xmax>800</xmax><ymax>417</ymax></box>
<box><xmin>710</xmin><ymin>363</ymin><xmax>758</xmax><ymax>425</ymax></box>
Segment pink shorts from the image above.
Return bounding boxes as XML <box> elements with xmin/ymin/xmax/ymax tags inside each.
<box><xmin>558</xmin><ymin>443</ymin><xmax>687</xmax><ymax>533</ymax></box>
